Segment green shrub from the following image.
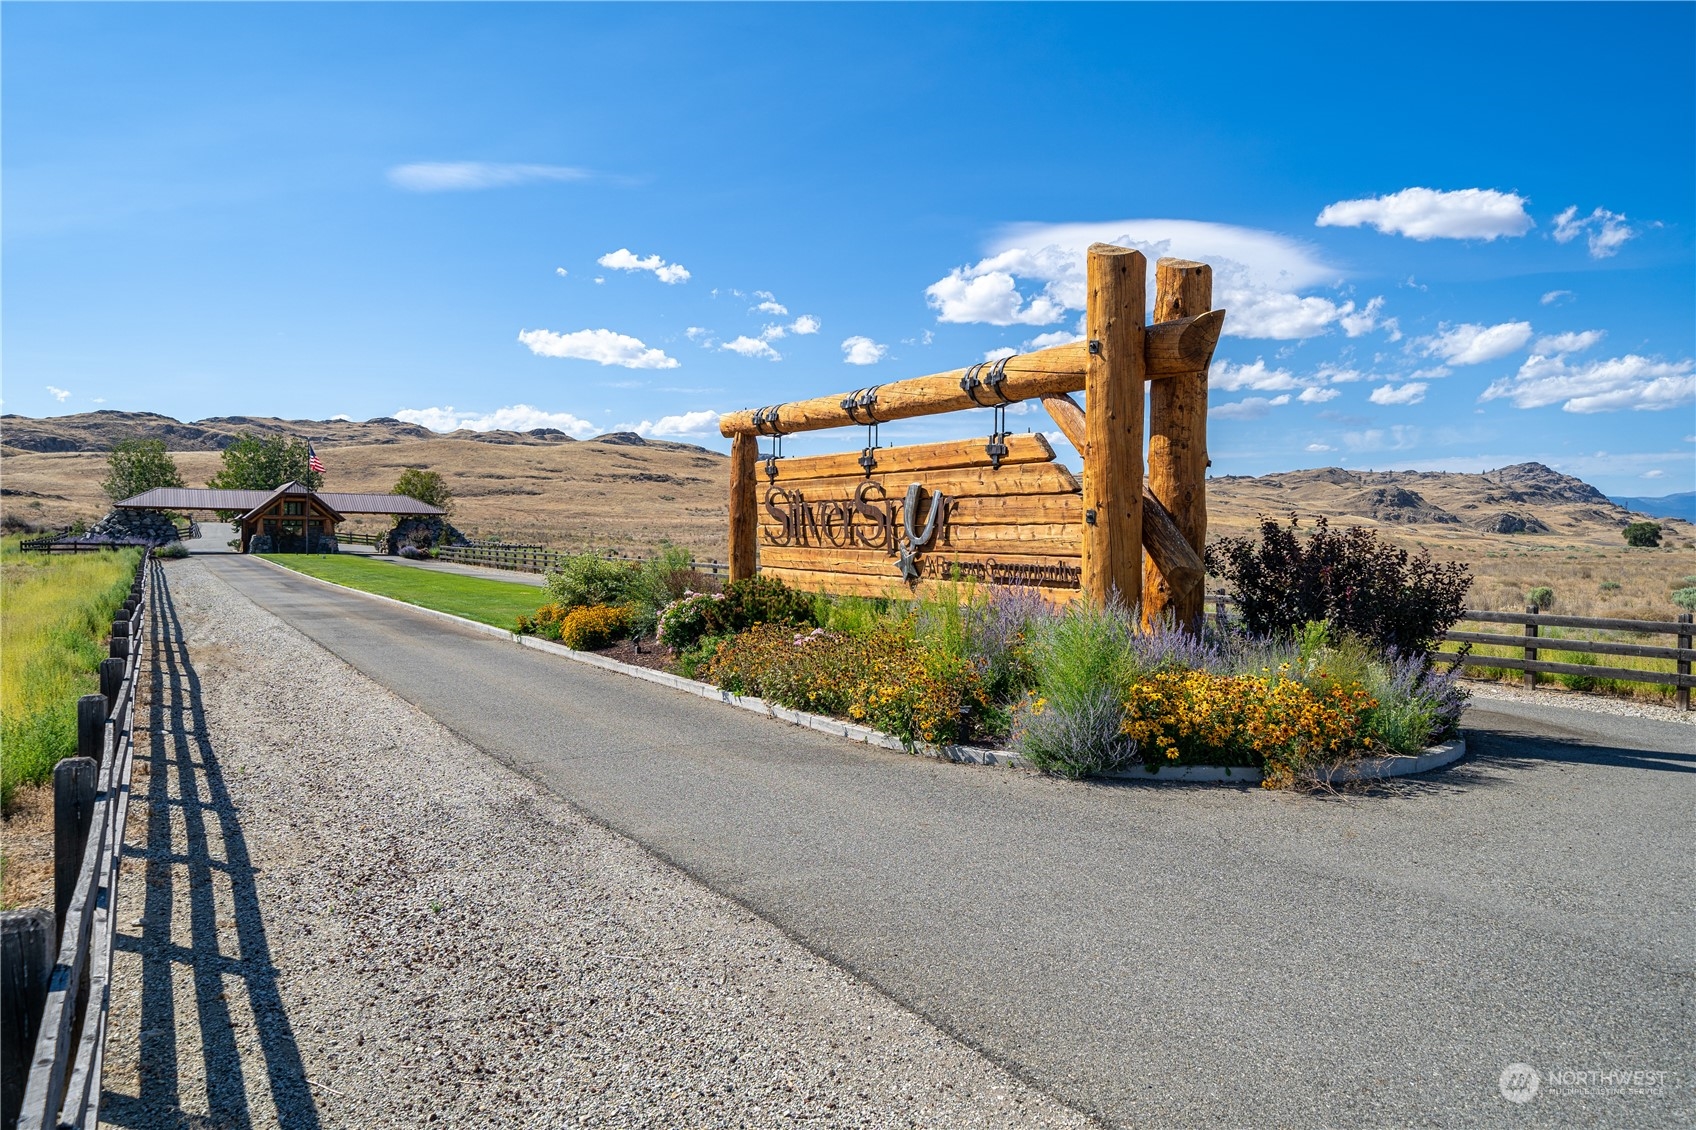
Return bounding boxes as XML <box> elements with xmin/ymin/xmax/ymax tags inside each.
<box><xmin>657</xmin><ymin>575</ymin><xmax>815</xmax><ymax>651</ymax></box>
<box><xmin>1623</xmin><ymin>521</ymin><xmax>1662</xmax><ymax>548</ymax></box>
<box><xmin>1599</xmin><ymin>581</ymin><xmax>1622</xmax><ymax>592</ymax></box>
<box><xmin>1673</xmin><ymin>587</ymin><xmax>1696</xmax><ymax>612</ymax></box>
<box><xmin>1527</xmin><ymin>586</ymin><xmax>1554</xmax><ymax>611</ymax></box>
<box><xmin>545</xmin><ymin>553</ymin><xmax>637</xmax><ymax>610</ymax></box>
<box><xmin>153</xmin><ymin>542</ymin><xmax>189</xmax><ymax>560</ymax></box>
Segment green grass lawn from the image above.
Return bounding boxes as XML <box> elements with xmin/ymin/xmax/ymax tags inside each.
<box><xmin>260</xmin><ymin>554</ymin><xmax>545</xmax><ymax>630</ymax></box>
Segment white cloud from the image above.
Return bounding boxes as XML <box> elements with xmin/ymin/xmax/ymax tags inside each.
<box><xmin>721</xmin><ymin>336</ymin><xmax>782</xmax><ymax>361</ymax></box>
<box><xmin>329</xmin><ymin>413</ymin><xmax>352</xmax><ymax>421</ymax></box>
<box><xmin>925</xmin><ymin>264</ymin><xmax>1068</xmax><ymax>326</ymax></box>
<box><xmin>842</xmin><ymin>336</ymin><xmax>888</xmax><ymax>365</ymax></box>
<box><xmin>1212</xmin><ymin>358</ymin><xmax>1298</xmax><ymax>393</ymax></box>
<box><xmin>1532</xmin><ymin>329</ymin><xmax>1605</xmax><ymax>356</ymax></box>
<box><xmin>1343</xmin><ymin>425</ymin><xmax>1420</xmax><ymax>452</ymax></box>
<box><xmin>1417</xmin><ymin>321</ymin><xmax>1534</xmax><ymax>365</ymax></box>
<box><xmin>1209</xmin><ymin>394</ymin><xmax>1290</xmax><ymax>420</ymax></box>
<box><xmin>1540</xmin><ymin>289</ymin><xmax>1574</xmax><ymax>306</ymax></box>
<box><xmin>91</xmin><ymin>398</ymin><xmax>105</xmax><ymax>404</ymax></box>
<box><xmin>685</xmin><ymin>326</ymin><xmax>712</xmax><ymax>342</ymax></box>
<box><xmin>618</xmin><ymin>410</ymin><xmax>722</xmax><ymax>438</ymax></box>
<box><xmin>1369</xmin><ymin>381</ymin><xmax>1429</xmax><ymax>406</ymax></box>
<box><xmin>753</xmin><ymin>300</ymin><xmax>788</xmax><ymax>316</ymax></box>
<box><xmin>930</xmin><ymin>219</ymin><xmax>1401</xmax><ymax>343</ymax></box>
<box><xmin>594</xmin><ymin>277</ymin><xmax>605</xmax><ymax>285</ymax></box>
<box><xmin>983</xmin><ymin>346</ymin><xmax>1019</xmax><ymax>362</ymax></box>
<box><xmin>1025</xmin><ymin>330</ymin><xmax>1083</xmax><ymax>350</ymax></box>
<box><xmin>1643</xmin><ymin>469</ymin><xmax>1666</xmax><ymax>479</ymax></box>
<box><xmin>597</xmin><ymin>248</ymin><xmax>691</xmax><ymax>284</ymax></box>
<box><xmin>555</xmin><ymin>267</ymin><xmax>568</xmax><ymax>278</ymax></box>
<box><xmin>1480</xmin><ymin>352</ymin><xmax>1696</xmax><ymax>414</ymax></box>
<box><xmin>936</xmin><ymin>218</ymin><xmax>1397</xmax><ymax>342</ymax></box>
<box><xmin>517</xmin><ymin>327</ymin><xmax>680</xmax><ymax>369</ymax></box>
<box><xmin>1316</xmin><ymin>364</ymin><xmax>1370</xmax><ymax>384</ymax></box>
<box><xmin>1315</xmin><ymin>187</ymin><xmax>1534</xmax><ymax>240</ymax></box>
<box><xmin>46</xmin><ymin>386</ymin><xmax>70</xmax><ymax>402</ymax></box>
<box><xmin>394</xmin><ymin>404</ymin><xmax>599</xmax><ymax>436</ymax></box>
<box><xmin>1338</xmin><ymin>296</ymin><xmax>1400</xmax><ymax>340</ymax></box>
<box><xmin>757</xmin><ymin>315</ymin><xmax>821</xmax><ymax>343</ymax></box>
<box><xmin>387</xmin><ymin>162</ymin><xmax>593</xmax><ymax>192</ymax></box>
<box><xmin>1298</xmin><ymin>387</ymin><xmax>1340</xmax><ymax>403</ymax></box>
<box><xmin>1305</xmin><ymin>442</ymin><xmax>1335</xmax><ymax>452</ymax></box>
<box><xmin>1552</xmin><ymin>206</ymin><xmax>1636</xmax><ymax>258</ymax></box>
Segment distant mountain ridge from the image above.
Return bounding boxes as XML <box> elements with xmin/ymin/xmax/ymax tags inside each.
<box><xmin>0</xmin><ymin>409</ymin><xmax>623</xmax><ymax>453</ymax></box>
<box><xmin>2</xmin><ymin>412</ymin><xmax>1686</xmax><ymax>552</ymax></box>
<box><xmin>1607</xmin><ymin>491</ymin><xmax>1696</xmax><ymax>523</ymax></box>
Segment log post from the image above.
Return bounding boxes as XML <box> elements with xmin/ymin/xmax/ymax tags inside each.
<box><xmin>1677</xmin><ymin>612</ymin><xmax>1691</xmax><ymax>712</ymax></box>
<box><xmin>99</xmin><ymin>658</ymin><xmax>125</xmax><ymax>713</ymax></box>
<box><xmin>1</xmin><ymin>908</ymin><xmax>56</xmax><ymax>1129</ymax></box>
<box><xmin>54</xmin><ymin>753</ymin><xmax>98</xmax><ymax>941</ymax></box>
<box><xmin>1145</xmin><ymin>258</ymin><xmax>1214</xmax><ymax>632</ymax></box>
<box><xmin>728</xmin><ymin>432</ymin><xmax>759</xmax><ymax>582</ymax></box>
<box><xmin>1524</xmin><ymin>606</ymin><xmax>1539</xmax><ymax>690</ymax></box>
<box><xmin>1081</xmin><ymin>243</ymin><xmax>1147</xmax><ymax>610</ymax></box>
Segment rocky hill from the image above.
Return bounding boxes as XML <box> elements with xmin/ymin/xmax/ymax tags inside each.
<box><xmin>0</xmin><ymin>410</ymin><xmax>582</xmax><ymax>453</ymax></box>
<box><xmin>3</xmin><ymin>412</ymin><xmax>1690</xmax><ymax>558</ymax></box>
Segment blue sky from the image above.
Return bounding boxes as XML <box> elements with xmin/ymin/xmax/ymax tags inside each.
<box><xmin>5</xmin><ymin>2</ymin><xmax>1693</xmax><ymax>496</ymax></box>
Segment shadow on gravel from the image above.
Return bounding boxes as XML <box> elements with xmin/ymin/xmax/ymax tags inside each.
<box><xmin>101</xmin><ymin>566</ymin><xmax>321</xmax><ymax>1130</ymax></box>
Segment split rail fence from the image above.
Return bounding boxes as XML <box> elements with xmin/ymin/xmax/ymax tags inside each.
<box><xmin>1</xmin><ymin>557</ymin><xmax>150</xmax><ymax>1130</ymax></box>
<box><xmin>434</xmin><ymin>544</ymin><xmax>730</xmax><ymax>578</ymax></box>
<box><xmin>1205</xmin><ymin>592</ymin><xmax>1693</xmax><ymax>711</ymax></box>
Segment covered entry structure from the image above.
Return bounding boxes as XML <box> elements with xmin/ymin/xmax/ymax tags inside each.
<box><xmin>116</xmin><ymin>481</ymin><xmax>444</xmax><ymax>552</ymax></box>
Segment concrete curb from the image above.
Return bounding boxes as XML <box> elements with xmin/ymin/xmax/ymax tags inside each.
<box><xmin>246</xmin><ymin>555</ymin><xmax>1467</xmax><ymax>784</ymax></box>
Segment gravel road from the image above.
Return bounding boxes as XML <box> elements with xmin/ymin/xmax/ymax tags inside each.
<box><xmin>101</xmin><ymin>558</ymin><xmax>1096</xmax><ymax>1129</ymax></box>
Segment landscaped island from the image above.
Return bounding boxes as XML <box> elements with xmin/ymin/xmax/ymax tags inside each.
<box><xmin>508</xmin><ymin>520</ymin><xmax>1471</xmax><ymax>789</ymax></box>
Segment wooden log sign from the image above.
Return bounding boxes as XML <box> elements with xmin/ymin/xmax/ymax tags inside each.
<box><xmin>756</xmin><ymin>433</ymin><xmax>1083</xmax><ymax>601</ymax></box>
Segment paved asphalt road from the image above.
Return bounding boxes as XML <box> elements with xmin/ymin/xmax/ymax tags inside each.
<box><xmin>198</xmin><ymin>556</ymin><xmax>1694</xmax><ymax>1128</ymax></box>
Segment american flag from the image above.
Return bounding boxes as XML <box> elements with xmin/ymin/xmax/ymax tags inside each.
<box><xmin>307</xmin><ymin>442</ymin><xmax>325</xmax><ymax>475</ymax></box>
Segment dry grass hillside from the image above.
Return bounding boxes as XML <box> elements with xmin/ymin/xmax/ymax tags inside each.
<box><xmin>4</xmin><ymin>411</ymin><xmax>1692</xmax><ymax>617</ymax></box>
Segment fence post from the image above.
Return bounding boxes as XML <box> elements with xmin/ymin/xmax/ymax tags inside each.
<box><xmin>109</xmin><ymin>618</ymin><xmax>131</xmax><ymax>660</ymax></box>
<box><xmin>1523</xmin><ymin>605</ymin><xmax>1539</xmax><ymax>690</ymax></box>
<box><xmin>54</xmin><ymin>753</ymin><xmax>99</xmax><ymax>941</ymax></box>
<box><xmin>99</xmin><ymin>658</ymin><xmax>125</xmax><ymax>712</ymax></box>
<box><xmin>2</xmin><ymin>908</ymin><xmax>56</xmax><ymax>1129</ymax></box>
<box><xmin>1679</xmin><ymin>612</ymin><xmax>1692</xmax><ymax>712</ymax></box>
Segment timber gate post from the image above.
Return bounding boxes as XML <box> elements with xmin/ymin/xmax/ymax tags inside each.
<box><xmin>1081</xmin><ymin>243</ymin><xmax>1147</xmax><ymax>611</ymax></box>
<box><xmin>728</xmin><ymin>432</ymin><xmax>759</xmax><ymax>582</ymax></box>
<box><xmin>1145</xmin><ymin>258</ymin><xmax>1213</xmax><ymax>630</ymax></box>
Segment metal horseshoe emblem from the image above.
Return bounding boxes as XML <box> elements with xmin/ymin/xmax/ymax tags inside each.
<box><xmin>897</xmin><ymin>482</ymin><xmax>948</xmax><ymax>582</ymax></box>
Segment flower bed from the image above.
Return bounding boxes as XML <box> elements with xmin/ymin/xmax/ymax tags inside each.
<box><xmin>515</xmin><ymin>533</ymin><xmax>1470</xmax><ymax>790</ymax></box>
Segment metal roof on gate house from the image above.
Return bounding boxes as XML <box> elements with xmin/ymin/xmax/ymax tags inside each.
<box><xmin>117</xmin><ymin>482</ymin><xmax>445</xmax><ymax>516</ymax></box>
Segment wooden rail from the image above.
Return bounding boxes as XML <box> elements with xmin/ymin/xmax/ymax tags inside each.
<box><xmin>1</xmin><ymin>555</ymin><xmax>150</xmax><ymax>1129</ymax></box>
<box><xmin>434</xmin><ymin>544</ymin><xmax>730</xmax><ymax>578</ymax></box>
<box><xmin>1203</xmin><ymin>593</ymin><xmax>1694</xmax><ymax>710</ymax></box>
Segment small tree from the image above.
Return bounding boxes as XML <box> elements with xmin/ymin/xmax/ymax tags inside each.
<box><xmin>392</xmin><ymin>468</ymin><xmax>452</xmax><ymax>515</ymax></box>
<box><xmin>1205</xmin><ymin>514</ymin><xmax>1472</xmax><ymax>654</ymax></box>
<box><xmin>1624</xmin><ymin>521</ymin><xmax>1662</xmax><ymax>548</ymax></box>
<box><xmin>101</xmin><ymin>438</ymin><xmax>184</xmax><ymax>502</ymax></box>
<box><xmin>1527</xmin><ymin>586</ymin><xmax>1555</xmax><ymax>611</ymax></box>
<box><xmin>206</xmin><ymin>433</ymin><xmax>322</xmax><ymax>493</ymax></box>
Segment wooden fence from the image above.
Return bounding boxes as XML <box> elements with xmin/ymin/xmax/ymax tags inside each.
<box><xmin>1435</xmin><ymin>607</ymin><xmax>1694</xmax><ymax>711</ymax></box>
<box><xmin>18</xmin><ymin>523</ymin><xmax>190</xmax><ymax>554</ymax></box>
<box><xmin>1</xmin><ymin>557</ymin><xmax>150</xmax><ymax>1130</ymax></box>
<box><xmin>434</xmin><ymin>544</ymin><xmax>730</xmax><ymax>578</ymax></box>
<box><xmin>1203</xmin><ymin>593</ymin><xmax>1693</xmax><ymax>711</ymax></box>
